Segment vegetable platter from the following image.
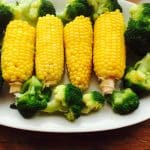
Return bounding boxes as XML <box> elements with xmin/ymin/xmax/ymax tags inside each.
<box><xmin>0</xmin><ymin>0</ymin><xmax>150</xmax><ymax>133</ymax></box>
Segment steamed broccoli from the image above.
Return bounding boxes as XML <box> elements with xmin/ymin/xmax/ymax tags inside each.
<box><xmin>93</xmin><ymin>0</ymin><xmax>122</xmax><ymax>20</ymax></box>
<box><xmin>82</xmin><ymin>91</ymin><xmax>105</xmax><ymax>114</ymax></box>
<box><xmin>0</xmin><ymin>0</ymin><xmax>33</xmax><ymax>34</ymax></box>
<box><xmin>107</xmin><ymin>88</ymin><xmax>139</xmax><ymax>114</ymax></box>
<box><xmin>15</xmin><ymin>76</ymin><xmax>51</xmax><ymax>118</ymax></box>
<box><xmin>0</xmin><ymin>4</ymin><xmax>13</xmax><ymax>35</ymax></box>
<box><xmin>124</xmin><ymin>53</ymin><xmax>150</xmax><ymax>92</ymax></box>
<box><xmin>28</xmin><ymin>0</ymin><xmax>56</xmax><ymax>25</ymax></box>
<box><xmin>59</xmin><ymin>0</ymin><xmax>94</xmax><ymax>24</ymax></box>
<box><xmin>130</xmin><ymin>3</ymin><xmax>150</xmax><ymax>24</ymax></box>
<box><xmin>59</xmin><ymin>0</ymin><xmax>122</xmax><ymax>23</ymax></box>
<box><xmin>43</xmin><ymin>84</ymin><xmax>83</xmax><ymax>121</ymax></box>
<box><xmin>125</xmin><ymin>3</ymin><xmax>150</xmax><ymax>56</ymax></box>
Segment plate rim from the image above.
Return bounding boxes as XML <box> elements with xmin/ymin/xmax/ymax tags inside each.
<box><xmin>1</xmin><ymin>0</ymin><xmax>150</xmax><ymax>133</ymax></box>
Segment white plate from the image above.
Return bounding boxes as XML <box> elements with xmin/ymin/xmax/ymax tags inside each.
<box><xmin>0</xmin><ymin>0</ymin><xmax>150</xmax><ymax>133</ymax></box>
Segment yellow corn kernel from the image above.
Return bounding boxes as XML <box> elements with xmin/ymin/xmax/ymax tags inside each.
<box><xmin>1</xmin><ymin>20</ymin><xmax>35</xmax><ymax>93</ymax></box>
<box><xmin>93</xmin><ymin>10</ymin><xmax>126</xmax><ymax>94</ymax></box>
<box><xmin>36</xmin><ymin>15</ymin><xmax>64</xmax><ymax>87</ymax></box>
<box><xmin>64</xmin><ymin>16</ymin><xmax>93</xmax><ymax>90</ymax></box>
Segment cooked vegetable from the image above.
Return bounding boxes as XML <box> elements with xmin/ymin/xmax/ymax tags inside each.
<box><xmin>107</xmin><ymin>88</ymin><xmax>139</xmax><ymax>114</ymax></box>
<box><xmin>125</xmin><ymin>3</ymin><xmax>150</xmax><ymax>56</ymax></box>
<box><xmin>0</xmin><ymin>4</ymin><xmax>13</xmax><ymax>35</ymax></box>
<box><xmin>0</xmin><ymin>0</ymin><xmax>33</xmax><ymax>34</ymax></box>
<box><xmin>93</xmin><ymin>0</ymin><xmax>122</xmax><ymax>20</ymax></box>
<box><xmin>59</xmin><ymin>0</ymin><xmax>94</xmax><ymax>24</ymax></box>
<box><xmin>36</xmin><ymin>15</ymin><xmax>64</xmax><ymax>87</ymax></box>
<box><xmin>59</xmin><ymin>0</ymin><xmax>122</xmax><ymax>23</ymax></box>
<box><xmin>82</xmin><ymin>91</ymin><xmax>105</xmax><ymax>114</ymax></box>
<box><xmin>15</xmin><ymin>76</ymin><xmax>51</xmax><ymax>118</ymax></box>
<box><xmin>43</xmin><ymin>84</ymin><xmax>83</xmax><ymax>121</ymax></box>
<box><xmin>28</xmin><ymin>0</ymin><xmax>56</xmax><ymax>25</ymax></box>
<box><xmin>1</xmin><ymin>20</ymin><xmax>35</xmax><ymax>93</ymax></box>
<box><xmin>64</xmin><ymin>16</ymin><xmax>93</xmax><ymax>90</ymax></box>
<box><xmin>124</xmin><ymin>53</ymin><xmax>150</xmax><ymax>92</ymax></box>
<box><xmin>130</xmin><ymin>3</ymin><xmax>150</xmax><ymax>24</ymax></box>
<box><xmin>93</xmin><ymin>10</ymin><xmax>126</xmax><ymax>95</ymax></box>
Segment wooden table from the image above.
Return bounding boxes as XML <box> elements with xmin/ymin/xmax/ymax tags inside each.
<box><xmin>1</xmin><ymin>0</ymin><xmax>150</xmax><ymax>149</ymax></box>
<box><xmin>0</xmin><ymin>120</ymin><xmax>149</xmax><ymax>150</ymax></box>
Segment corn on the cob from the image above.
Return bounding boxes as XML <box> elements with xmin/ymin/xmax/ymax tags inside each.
<box><xmin>64</xmin><ymin>16</ymin><xmax>93</xmax><ymax>90</ymax></box>
<box><xmin>35</xmin><ymin>15</ymin><xmax>64</xmax><ymax>87</ymax></box>
<box><xmin>93</xmin><ymin>10</ymin><xmax>126</xmax><ymax>94</ymax></box>
<box><xmin>1</xmin><ymin>20</ymin><xmax>35</xmax><ymax>93</ymax></box>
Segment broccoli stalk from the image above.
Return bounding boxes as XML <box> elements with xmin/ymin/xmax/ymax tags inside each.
<box><xmin>43</xmin><ymin>84</ymin><xmax>83</xmax><ymax>121</ymax></box>
<box><xmin>15</xmin><ymin>76</ymin><xmax>51</xmax><ymax>118</ymax></box>
<box><xmin>107</xmin><ymin>88</ymin><xmax>139</xmax><ymax>114</ymax></box>
<box><xmin>81</xmin><ymin>91</ymin><xmax>105</xmax><ymax>114</ymax></box>
<box><xmin>125</xmin><ymin>3</ymin><xmax>150</xmax><ymax>56</ymax></box>
<box><xmin>124</xmin><ymin>53</ymin><xmax>150</xmax><ymax>92</ymax></box>
<box><xmin>28</xmin><ymin>0</ymin><xmax>56</xmax><ymax>25</ymax></box>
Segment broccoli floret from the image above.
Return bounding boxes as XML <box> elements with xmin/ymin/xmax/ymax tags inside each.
<box><xmin>28</xmin><ymin>0</ymin><xmax>56</xmax><ymax>25</ymax></box>
<box><xmin>43</xmin><ymin>84</ymin><xmax>83</xmax><ymax>121</ymax></box>
<box><xmin>93</xmin><ymin>0</ymin><xmax>122</xmax><ymax>20</ymax></box>
<box><xmin>125</xmin><ymin>3</ymin><xmax>150</xmax><ymax>56</ymax></box>
<box><xmin>130</xmin><ymin>3</ymin><xmax>150</xmax><ymax>24</ymax></box>
<box><xmin>15</xmin><ymin>76</ymin><xmax>51</xmax><ymax>118</ymax></box>
<box><xmin>59</xmin><ymin>0</ymin><xmax>94</xmax><ymax>24</ymax></box>
<box><xmin>107</xmin><ymin>88</ymin><xmax>139</xmax><ymax>114</ymax></box>
<box><xmin>81</xmin><ymin>91</ymin><xmax>105</xmax><ymax>114</ymax></box>
<box><xmin>0</xmin><ymin>0</ymin><xmax>33</xmax><ymax>34</ymax></box>
<box><xmin>124</xmin><ymin>53</ymin><xmax>150</xmax><ymax>92</ymax></box>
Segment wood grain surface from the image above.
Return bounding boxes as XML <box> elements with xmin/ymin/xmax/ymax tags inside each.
<box><xmin>0</xmin><ymin>0</ymin><xmax>150</xmax><ymax>150</ymax></box>
<box><xmin>0</xmin><ymin>120</ymin><xmax>149</xmax><ymax>150</ymax></box>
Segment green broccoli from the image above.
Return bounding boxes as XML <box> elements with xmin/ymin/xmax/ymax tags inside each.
<box><xmin>0</xmin><ymin>0</ymin><xmax>33</xmax><ymax>35</ymax></box>
<box><xmin>28</xmin><ymin>0</ymin><xmax>56</xmax><ymax>25</ymax></box>
<box><xmin>15</xmin><ymin>76</ymin><xmax>51</xmax><ymax>118</ymax></box>
<box><xmin>125</xmin><ymin>3</ymin><xmax>150</xmax><ymax>56</ymax></box>
<box><xmin>0</xmin><ymin>4</ymin><xmax>13</xmax><ymax>34</ymax></box>
<box><xmin>124</xmin><ymin>53</ymin><xmax>150</xmax><ymax>92</ymax></box>
<box><xmin>43</xmin><ymin>84</ymin><xmax>83</xmax><ymax>121</ymax></box>
<box><xmin>93</xmin><ymin>0</ymin><xmax>122</xmax><ymax>20</ymax></box>
<box><xmin>130</xmin><ymin>3</ymin><xmax>150</xmax><ymax>24</ymax></box>
<box><xmin>59</xmin><ymin>0</ymin><xmax>94</xmax><ymax>24</ymax></box>
<box><xmin>81</xmin><ymin>91</ymin><xmax>105</xmax><ymax>114</ymax></box>
<box><xmin>107</xmin><ymin>88</ymin><xmax>139</xmax><ymax>114</ymax></box>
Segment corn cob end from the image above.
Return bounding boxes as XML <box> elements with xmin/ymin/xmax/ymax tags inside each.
<box><xmin>44</xmin><ymin>81</ymin><xmax>58</xmax><ymax>87</ymax></box>
<box><xmin>9</xmin><ymin>82</ymin><xmax>22</xmax><ymax>93</ymax></box>
<box><xmin>99</xmin><ymin>78</ymin><xmax>115</xmax><ymax>95</ymax></box>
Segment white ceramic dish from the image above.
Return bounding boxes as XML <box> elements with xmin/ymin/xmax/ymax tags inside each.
<box><xmin>0</xmin><ymin>0</ymin><xmax>149</xmax><ymax>133</ymax></box>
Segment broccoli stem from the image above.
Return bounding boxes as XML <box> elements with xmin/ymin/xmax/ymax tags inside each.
<box><xmin>43</xmin><ymin>100</ymin><xmax>60</xmax><ymax>113</ymax></box>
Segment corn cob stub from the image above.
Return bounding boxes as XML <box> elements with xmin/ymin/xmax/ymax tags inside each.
<box><xmin>64</xmin><ymin>16</ymin><xmax>93</xmax><ymax>90</ymax></box>
<box><xmin>36</xmin><ymin>15</ymin><xmax>64</xmax><ymax>87</ymax></box>
<box><xmin>1</xmin><ymin>20</ymin><xmax>35</xmax><ymax>93</ymax></box>
<box><xmin>93</xmin><ymin>10</ymin><xmax>126</xmax><ymax>94</ymax></box>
